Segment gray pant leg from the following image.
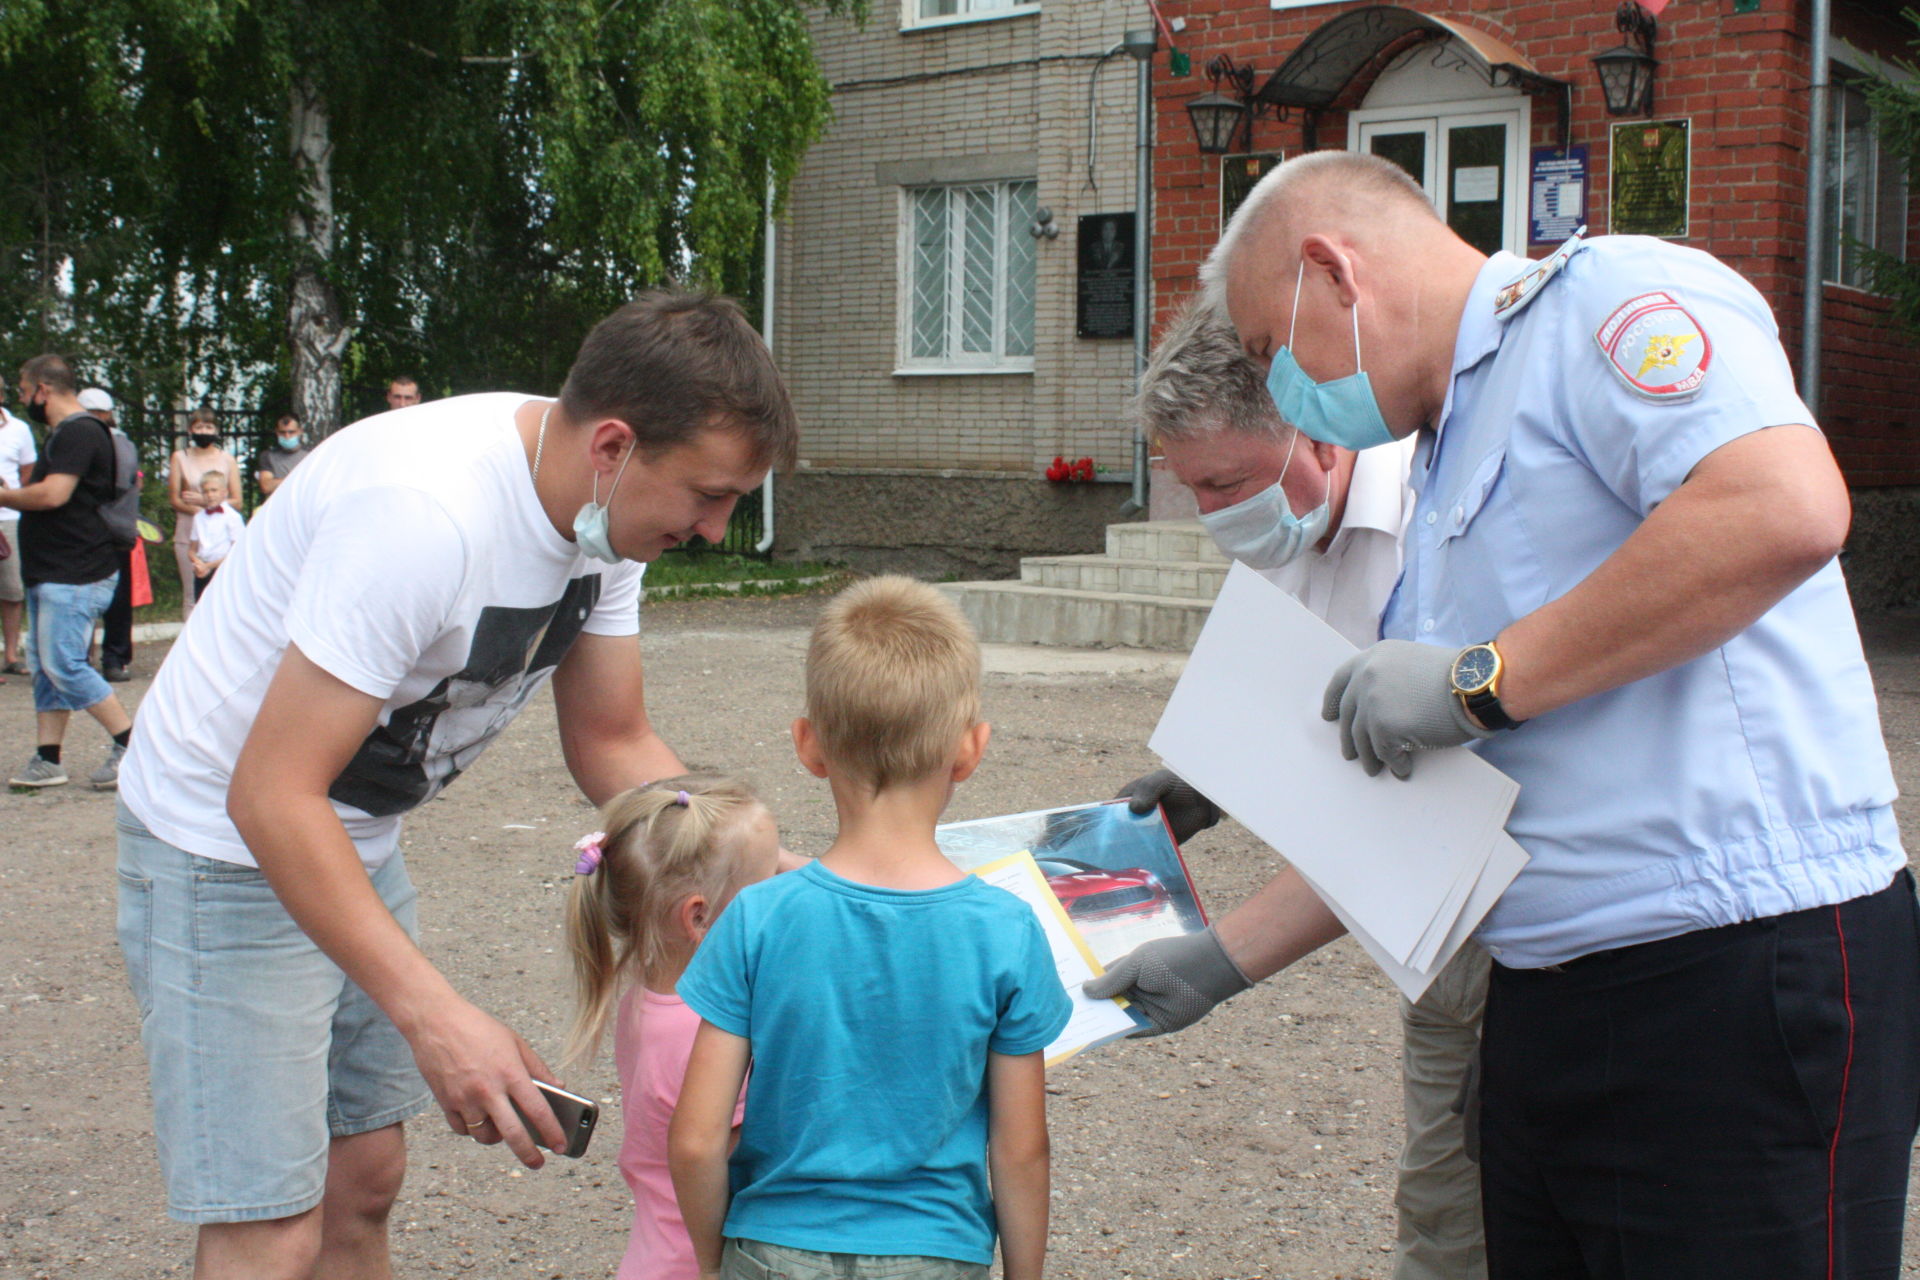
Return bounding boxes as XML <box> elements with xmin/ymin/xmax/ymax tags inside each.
<box><xmin>1393</xmin><ymin>943</ymin><xmax>1491</xmax><ymax>1280</ymax></box>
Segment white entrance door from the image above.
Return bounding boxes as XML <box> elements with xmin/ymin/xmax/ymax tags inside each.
<box><xmin>1355</xmin><ymin>108</ymin><xmax>1526</xmax><ymax>256</ymax></box>
<box><xmin>1347</xmin><ymin>41</ymin><xmax>1530</xmax><ymax>256</ymax></box>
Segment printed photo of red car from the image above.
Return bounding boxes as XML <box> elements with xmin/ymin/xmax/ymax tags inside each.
<box><xmin>1037</xmin><ymin>856</ymin><xmax>1173</xmax><ymax>926</ymax></box>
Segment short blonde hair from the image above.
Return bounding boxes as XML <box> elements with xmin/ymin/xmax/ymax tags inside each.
<box><xmin>806</xmin><ymin>576</ymin><xmax>981</xmax><ymax>794</ymax></box>
<box><xmin>563</xmin><ymin>774</ymin><xmax>767</xmax><ymax>1068</ymax></box>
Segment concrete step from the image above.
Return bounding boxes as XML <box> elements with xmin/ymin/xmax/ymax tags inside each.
<box><xmin>1106</xmin><ymin>520</ymin><xmax>1225</xmax><ymax>565</ymax></box>
<box><xmin>1020</xmin><ymin>554</ymin><xmax>1228</xmax><ymax>601</ymax></box>
<box><xmin>937</xmin><ymin>580</ymin><xmax>1212</xmax><ymax>651</ymax></box>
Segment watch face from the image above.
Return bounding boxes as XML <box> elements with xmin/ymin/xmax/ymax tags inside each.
<box><xmin>1453</xmin><ymin>645</ymin><xmax>1498</xmax><ymax>694</ymax></box>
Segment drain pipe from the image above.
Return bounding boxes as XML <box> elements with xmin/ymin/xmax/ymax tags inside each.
<box><xmin>1798</xmin><ymin>0</ymin><xmax>1831</xmax><ymax>412</ymax></box>
<box><xmin>755</xmin><ymin>173</ymin><xmax>779</xmax><ymax>554</ymax></box>
<box><xmin>1118</xmin><ymin>26</ymin><xmax>1157</xmax><ymax>518</ymax></box>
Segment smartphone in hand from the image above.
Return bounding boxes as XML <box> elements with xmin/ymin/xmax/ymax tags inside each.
<box><xmin>510</xmin><ymin>1080</ymin><xmax>600</xmax><ymax>1158</ymax></box>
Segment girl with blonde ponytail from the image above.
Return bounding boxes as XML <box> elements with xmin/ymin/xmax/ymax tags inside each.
<box><xmin>562</xmin><ymin>774</ymin><xmax>779</xmax><ymax>1280</ymax></box>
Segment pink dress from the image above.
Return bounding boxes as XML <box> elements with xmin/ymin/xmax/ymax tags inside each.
<box><xmin>613</xmin><ymin>987</ymin><xmax>742</xmax><ymax>1280</ymax></box>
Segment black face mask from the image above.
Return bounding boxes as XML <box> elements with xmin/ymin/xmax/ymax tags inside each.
<box><xmin>189</xmin><ymin>432</ymin><xmax>219</xmax><ymax>449</ymax></box>
<box><xmin>25</xmin><ymin>392</ymin><xmax>48</xmax><ymax>427</ymax></box>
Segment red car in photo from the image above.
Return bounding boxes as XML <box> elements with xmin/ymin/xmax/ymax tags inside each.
<box><xmin>1038</xmin><ymin>856</ymin><xmax>1173</xmax><ymax>926</ymax></box>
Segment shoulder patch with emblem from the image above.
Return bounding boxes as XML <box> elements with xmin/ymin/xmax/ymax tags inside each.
<box><xmin>1494</xmin><ymin>227</ymin><xmax>1588</xmax><ymax>320</ymax></box>
<box><xmin>1594</xmin><ymin>290</ymin><xmax>1711</xmax><ymax>400</ymax></box>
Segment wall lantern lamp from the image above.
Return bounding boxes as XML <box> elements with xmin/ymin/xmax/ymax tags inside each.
<box><xmin>1592</xmin><ymin>1</ymin><xmax>1658</xmax><ymax>117</ymax></box>
<box><xmin>1185</xmin><ymin>56</ymin><xmax>1264</xmax><ymax>155</ymax></box>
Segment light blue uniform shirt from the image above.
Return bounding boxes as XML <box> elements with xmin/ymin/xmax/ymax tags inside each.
<box><xmin>1382</xmin><ymin>235</ymin><xmax>1904</xmax><ymax>968</ymax></box>
<box><xmin>678</xmin><ymin>860</ymin><xmax>1071</xmax><ymax>1264</ymax></box>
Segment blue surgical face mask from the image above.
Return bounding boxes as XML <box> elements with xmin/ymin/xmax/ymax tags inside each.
<box><xmin>572</xmin><ymin>441</ymin><xmax>637</xmax><ymax>563</ymax></box>
<box><xmin>1265</xmin><ymin>262</ymin><xmax>1397</xmax><ymax>452</ymax></box>
<box><xmin>1197</xmin><ymin>428</ymin><xmax>1331</xmax><ymax>571</ymax></box>
<box><xmin>277</xmin><ymin>433</ymin><xmax>303</xmax><ymax>449</ymax></box>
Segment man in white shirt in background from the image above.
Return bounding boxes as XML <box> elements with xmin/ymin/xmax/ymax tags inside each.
<box><xmin>1089</xmin><ymin>301</ymin><xmax>1489</xmax><ymax>1280</ymax></box>
<box><xmin>0</xmin><ymin>382</ymin><xmax>39</xmax><ymax>677</ymax></box>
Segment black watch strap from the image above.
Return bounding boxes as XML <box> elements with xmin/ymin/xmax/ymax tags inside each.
<box><xmin>1464</xmin><ymin>686</ymin><xmax>1523</xmax><ymax>731</ymax></box>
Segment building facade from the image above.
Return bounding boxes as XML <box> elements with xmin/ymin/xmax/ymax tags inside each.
<box><xmin>770</xmin><ymin>0</ymin><xmax>1155</xmax><ymax>577</ymax></box>
<box><xmin>773</xmin><ymin>0</ymin><xmax>1917</xmax><ymax>603</ymax></box>
<box><xmin>1148</xmin><ymin>0</ymin><xmax>1918</xmax><ymax>606</ymax></box>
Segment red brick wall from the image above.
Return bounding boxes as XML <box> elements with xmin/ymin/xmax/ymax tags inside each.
<box><xmin>1149</xmin><ymin>0</ymin><xmax>1920</xmax><ymax>486</ymax></box>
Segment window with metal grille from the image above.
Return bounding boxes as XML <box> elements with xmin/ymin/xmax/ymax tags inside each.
<box><xmin>1824</xmin><ymin>71</ymin><xmax>1910</xmax><ymax>290</ymax></box>
<box><xmin>900</xmin><ymin>180</ymin><xmax>1037</xmax><ymax>372</ymax></box>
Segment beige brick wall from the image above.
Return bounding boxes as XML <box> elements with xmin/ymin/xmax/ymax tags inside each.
<box><xmin>775</xmin><ymin>0</ymin><xmax>1149</xmax><ymax>484</ymax></box>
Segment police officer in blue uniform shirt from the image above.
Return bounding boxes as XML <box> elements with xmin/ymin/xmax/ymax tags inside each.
<box><xmin>1201</xmin><ymin>150</ymin><xmax>1920</xmax><ymax>1279</ymax></box>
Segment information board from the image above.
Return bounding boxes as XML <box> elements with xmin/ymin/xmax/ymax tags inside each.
<box><xmin>1220</xmin><ymin>152</ymin><xmax>1284</xmax><ymax>231</ymax></box>
<box><xmin>1609</xmin><ymin>119</ymin><xmax>1690</xmax><ymax>238</ymax></box>
<box><xmin>1528</xmin><ymin>145</ymin><xmax>1588</xmax><ymax>244</ymax></box>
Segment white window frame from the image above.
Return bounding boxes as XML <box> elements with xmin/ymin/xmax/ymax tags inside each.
<box><xmin>1350</xmin><ymin>103</ymin><xmax>1530</xmax><ymax>255</ymax></box>
<box><xmin>900</xmin><ymin>0</ymin><xmax>1039</xmax><ymax>34</ymax></box>
<box><xmin>1824</xmin><ymin>49</ymin><xmax>1912</xmax><ymax>292</ymax></box>
<box><xmin>895</xmin><ymin>180</ymin><xmax>1037</xmax><ymax>376</ymax></box>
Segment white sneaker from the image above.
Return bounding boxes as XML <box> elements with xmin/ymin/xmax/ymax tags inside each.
<box><xmin>11</xmin><ymin>754</ymin><xmax>69</xmax><ymax>788</ymax></box>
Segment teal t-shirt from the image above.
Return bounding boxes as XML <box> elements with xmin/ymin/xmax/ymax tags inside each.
<box><xmin>678</xmin><ymin>860</ymin><xmax>1072</xmax><ymax>1264</ymax></box>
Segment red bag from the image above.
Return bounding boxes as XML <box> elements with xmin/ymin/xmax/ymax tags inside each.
<box><xmin>129</xmin><ymin>536</ymin><xmax>153</xmax><ymax>609</ymax></box>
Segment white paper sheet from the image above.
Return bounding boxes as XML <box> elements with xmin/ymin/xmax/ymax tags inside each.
<box><xmin>971</xmin><ymin>852</ymin><xmax>1146</xmax><ymax>1064</ymax></box>
<box><xmin>1149</xmin><ymin>563</ymin><xmax>1521</xmax><ymax>971</ymax></box>
<box><xmin>1299</xmin><ymin>833</ymin><xmax>1529</xmax><ymax>1003</ymax></box>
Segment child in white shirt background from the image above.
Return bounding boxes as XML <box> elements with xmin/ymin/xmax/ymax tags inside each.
<box><xmin>188</xmin><ymin>469</ymin><xmax>244</xmax><ymax>598</ymax></box>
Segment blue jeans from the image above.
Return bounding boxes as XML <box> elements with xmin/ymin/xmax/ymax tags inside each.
<box><xmin>25</xmin><ymin>574</ymin><xmax>117</xmax><ymax>712</ymax></box>
<box><xmin>115</xmin><ymin>801</ymin><xmax>432</xmax><ymax>1223</ymax></box>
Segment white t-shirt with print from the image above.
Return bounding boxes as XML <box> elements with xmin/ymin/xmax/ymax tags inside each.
<box><xmin>0</xmin><ymin>410</ymin><xmax>38</xmax><ymax>525</ymax></box>
<box><xmin>121</xmin><ymin>393</ymin><xmax>647</xmax><ymax>868</ymax></box>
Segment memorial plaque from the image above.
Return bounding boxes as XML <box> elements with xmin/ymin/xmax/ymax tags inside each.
<box><xmin>1077</xmin><ymin>212</ymin><xmax>1135</xmax><ymax>340</ymax></box>
<box><xmin>1609</xmin><ymin>119</ymin><xmax>1689</xmax><ymax>238</ymax></box>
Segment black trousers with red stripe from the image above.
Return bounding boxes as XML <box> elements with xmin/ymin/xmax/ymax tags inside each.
<box><xmin>1480</xmin><ymin>870</ymin><xmax>1920</xmax><ymax>1280</ymax></box>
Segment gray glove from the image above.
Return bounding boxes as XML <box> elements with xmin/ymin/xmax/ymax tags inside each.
<box><xmin>1115</xmin><ymin>768</ymin><xmax>1222</xmax><ymax>845</ymax></box>
<box><xmin>1321</xmin><ymin>640</ymin><xmax>1494</xmax><ymax>780</ymax></box>
<box><xmin>1082</xmin><ymin>927</ymin><xmax>1252</xmax><ymax>1036</ymax></box>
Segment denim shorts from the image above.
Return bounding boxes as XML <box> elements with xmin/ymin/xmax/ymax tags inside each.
<box><xmin>723</xmin><ymin>1239</ymin><xmax>990</xmax><ymax>1280</ymax></box>
<box><xmin>26</xmin><ymin>574</ymin><xmax>117</xmax><ymax>711</ymax></box>
<box><xmin>115</xmin><ymin>801</ymin><xmax>432</xmax><ymax>1223</ymax></box>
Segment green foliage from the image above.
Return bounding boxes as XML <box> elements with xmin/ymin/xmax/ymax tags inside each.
<box><xmin>0</xmin><ymin>0</ymin><xmax>861</xmax><ymax>410</ymax></box>
<box><xmin>1857</xmin><ymin>8</ymin><xmax>1920</xmax><ymax>339</ymax></box>
<box><xmin>645</xmin><ymin>550</ymin><xmax>842</xmax><ymax>587</ymax></box>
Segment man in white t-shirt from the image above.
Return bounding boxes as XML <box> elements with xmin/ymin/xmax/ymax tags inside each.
<box><xmin>116</xmin><ymin>292</ymin><xmax>795</xmax><ymax>1280</ymax></box>
<box><xmin>1087</xmin><ymin>302</ymin><xmax>1490</xmax><ymax>1280</ymax></box>
<box><xmin>0</xmin><ymin>385</ymin><xmax>39</xmax><ymax>674</ymax></box>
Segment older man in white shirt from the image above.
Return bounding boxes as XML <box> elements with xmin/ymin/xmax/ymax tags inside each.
<box><xmin>1090</xmin><ymin>300</ymin><xmax>1488</xmax><ymax>1280</ymax></box>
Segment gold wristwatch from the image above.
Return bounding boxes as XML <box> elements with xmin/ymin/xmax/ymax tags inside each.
<box><xmin>1449</xmin><ymin>642</ymin><xmax>1524</xmax><ymax>731</ymax></box>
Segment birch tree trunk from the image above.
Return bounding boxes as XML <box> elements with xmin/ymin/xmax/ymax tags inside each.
<box><xmin>286</xmin><ymin>76</ymin><xmax>350</xmax><ymax>438</ymax></box>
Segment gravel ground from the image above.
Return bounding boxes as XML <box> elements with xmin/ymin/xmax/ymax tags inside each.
<box><xmin>3</xmin><ymin>593</ymin><xmax>1917</xmax><ymax>1279</ymax></box>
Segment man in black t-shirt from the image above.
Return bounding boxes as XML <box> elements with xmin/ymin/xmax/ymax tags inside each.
<box><xmin>1</xmin><ymin>355</ymin><xmax>134</xmax><ymax>789</ymax></box>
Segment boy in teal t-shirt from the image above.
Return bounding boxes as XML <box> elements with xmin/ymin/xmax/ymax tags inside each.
<box><xmin>672</xmin><ymin>577</ymin><xmax>1072</xmax><ymax>1280</ymax></box>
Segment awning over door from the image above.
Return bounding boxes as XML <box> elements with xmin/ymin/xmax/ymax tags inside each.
<box><xmin>1252</xmin><ymin>6</ymin><xmax>1570</xmax><ymax>146</ymax></box>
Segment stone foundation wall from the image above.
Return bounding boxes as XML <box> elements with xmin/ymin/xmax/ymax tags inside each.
<box><xmin>773</xmin><ymin>469</ymin><xmax>1138</xmax><ymax>579</ymax></box>
<box><xmin>1844</xmin><ymin>486</ymin><xmax>1920</xmax><ymax>612</ymax></box>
